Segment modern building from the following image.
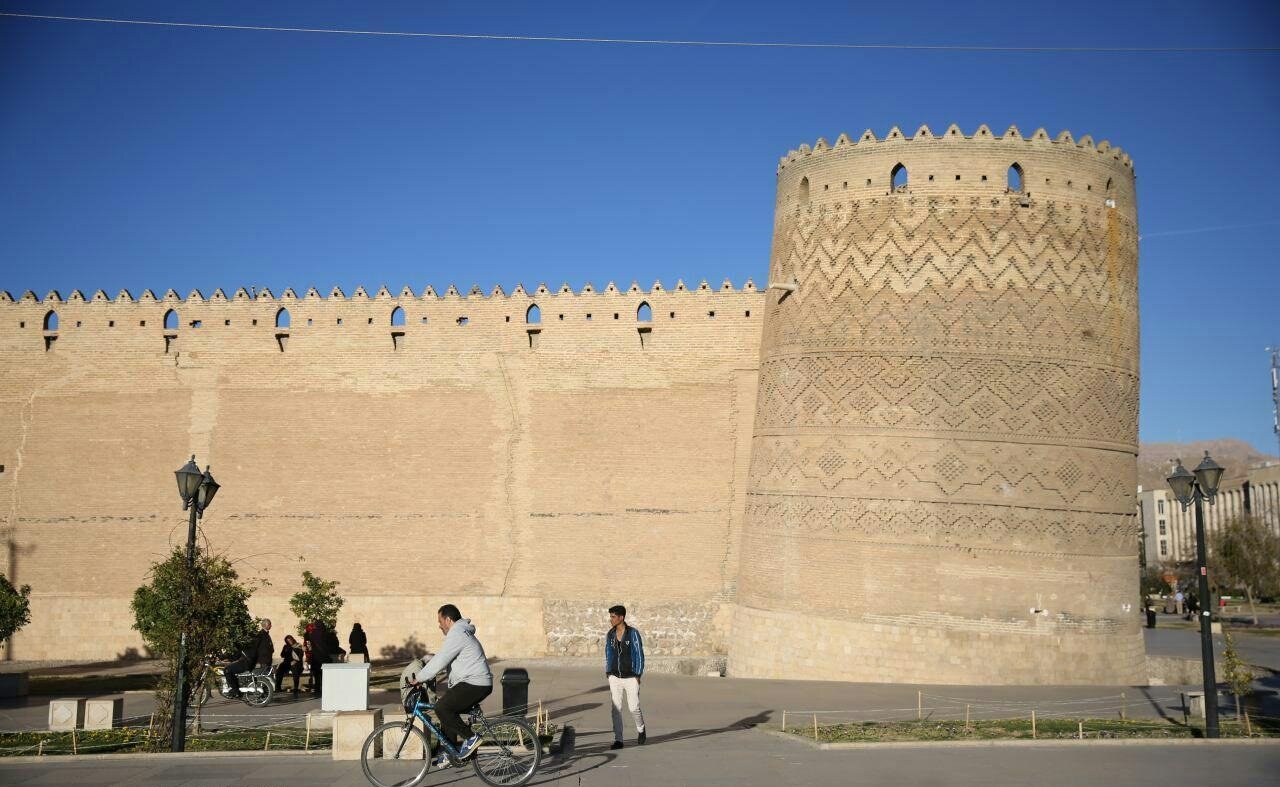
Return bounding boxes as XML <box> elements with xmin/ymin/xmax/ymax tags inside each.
<box><xmin>1139</xmin><ymin>463</ymin><xmax>1280</xmax><ymax>564</ymax></box>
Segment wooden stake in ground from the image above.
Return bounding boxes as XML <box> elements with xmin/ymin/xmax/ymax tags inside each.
<box><xmin>1121</xmin><ymin>692</ymin><xmax>1127</xmax><ymax>720</ymax></box>
<box><xmin>71</xmin><ymin>728</ymin><xmax>77</xmax><ymax>755</ymax></box>
<box><xmin>965</xmin><ymin>704</ymin><xmax>970</xmax><ymax>731</ymax></box>
<box><xmin>146</xmin><ymin>712</ymin><xmax>155</xmax><ymax>743</ymax></box>
<box><xmin>812</xmin><ymin>714</ymin><xmax>818</xmax><ymax>741</ymax></box>
<box><xmin>264</xmin><ymin>731</ymin><xmax>272</xmax><ymax>751</ymax></box>
<box><xmin>781</xmin><ymin>710</ymin><xmax>787</xmax><ymax>731</ymax></box>
<box><xmin>37</xmin><ymin>740</ymin><xmax>43</xmax><ymax>756</ymax></box>
<box><xmin>917</xmin><ymin>691</ymin><xmax>923</xmax><ymax>721</ymax></box>
<box><xmin>305</xmin><ymin>715</ymin><xmax>312</xmax><ymax>751</ymax></box>
<box><xmin>1245</xmin><ymin>710</ymin><xmax>1252</xmax><ymax>736</ymax></box>
<box><xmin>1031</xmin><ymin>710</ymin><xmax>1036</xmax><ymax>740</ymax></box>
<box><xmin>1078</xmin><ymin>721</ymin><xmax>1083</xmax><ymax>740</ymax></box>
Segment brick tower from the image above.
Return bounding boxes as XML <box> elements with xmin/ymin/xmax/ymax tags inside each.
<box><xmin>728</xmin><ymin>124</ymin><xmax>1144</xmax><ymax>684</ymax></box>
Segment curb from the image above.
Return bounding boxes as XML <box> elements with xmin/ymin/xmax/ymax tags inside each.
<box><xmin>759</xmin><ymin>728</ymin><xmax>1280</xmax><ymax>750</ymax></box>
<box><xmin>0</xmin><ymin>748</ymin><xmax>329</xmax><ymax>765</ymax></box>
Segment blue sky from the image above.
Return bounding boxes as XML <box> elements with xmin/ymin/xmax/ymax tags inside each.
<box><xmin>2</xmin><ymin>1</ymin><xmax>1278</xmax><ymax>454</ymax></box>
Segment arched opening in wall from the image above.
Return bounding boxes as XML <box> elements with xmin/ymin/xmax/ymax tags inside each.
<box><xmin>526</xmin><ymin>304</ymin><xmax>541</xmax><ymax>324</ymax></box>
<box><xmin>1008</xmin><ymin>163</ymin><xmax>1024</xmax><ymax>193</ymax></box>
<box><xmin>164</xmin><ymin>309</ymin><xmax>179</xmax><ymax>330</ymax></box>
<box><xmin>798</xmin><ymin>177</ymin><xmax>810</xmax><ymax>206</ymax></box>
<box><xmin>275</xmin><ymin>307</ymin><xmax>291</xmax><ymax>329</ymax></box>
<box><xmin>391</xmin><ymin>306</ymin><xmax>405</xmax><ymax>326</ymax></box>
<box><xmin>637</xmin><ymin>302</ymin><xmax>652</xmax><ymax>322</ymax></box>
<box><xmin>891</xmin><ymin>163</ymin><xmax>908</xmax><ymax>193</ymax></box>
<box><xmin>43</xmin><ymin>310</ymin><xmax>58</xmax><ymax>331</ymax></box>
<box><xmin>1106</xmin><ymin>177</ymin><xmax>1113</xmax><ymax>192</ymax></box>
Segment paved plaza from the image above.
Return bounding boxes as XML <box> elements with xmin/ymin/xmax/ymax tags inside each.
<box><xmin>0</xmin><ymin>735</ymin><xmax>1277</xmax><ymax>786</ymax></box>
<box><xmin>1</xmin><ymin>627</ymin><xmax>1278</xmax><ymax>785</ymax></box>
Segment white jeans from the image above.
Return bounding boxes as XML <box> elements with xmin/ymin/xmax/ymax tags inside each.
<box><xmin>608</xmin><ymin>675</ymin><xmax>645</xmax><ymax>740</ymax></box>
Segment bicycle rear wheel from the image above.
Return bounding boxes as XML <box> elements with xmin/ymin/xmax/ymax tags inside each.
<box><xmin>361</xmin><ymin>720</ymin><xmax>432</xmax><ymax>787</ymax></box>
<box><xmin>471</xmin><ymin>717</ymin><xmax>541</xmax><ymax>787</ymax></box>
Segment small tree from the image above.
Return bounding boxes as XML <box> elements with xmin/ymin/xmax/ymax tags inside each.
<box><xmin>131</xmin><ymin>548</ymin><xmax>257</xmax><ymax>750</ymax></box>
<box><xmin>0</xmin><ymin>572</ymin><xmax>32</xmax><ymax>644</ymax></box>
<box><xmin>1220</xmin><ymin>628</ymin><xmax>1256</xmax><ymax>723</ymax></box>
<box><xmin>289</xmin><ymin>570</ymin><xmax>344</xmax><ymax>634</ymax></box>
<box><xmin>1208</xmin><ymin>514</ymin><xmax>1280</xmax><ymax>625</ymax></box>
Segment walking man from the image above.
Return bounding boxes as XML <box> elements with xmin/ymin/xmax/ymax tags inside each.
<box><xmin>604</xmin><ymin>605</ymin><xmax>645</xmax><ymax>749</ymax></box>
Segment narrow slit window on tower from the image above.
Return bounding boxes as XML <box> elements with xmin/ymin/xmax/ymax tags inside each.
<box><xmin>164</xmin><ymin>309</ymin><xmax>179</xmax><ymax>330</ymax></box>
<box><xmin>637</xmin><ymin>302</ymin><xmax>652</xmax><ymax>322</ymax></box>
<box><xmin>526</xmin><ymin>304</ymin><xmax>541</xmax><ymax>324</ymax></box>
<box><xmin>798</xmin><ymin>176</ymin><xmax>810</xmax><ymax>206</ymax></box>
<box><xmin>391</xmin><ymin>306</ymin><xmax>405</xmax><ymax>327</ymax></box>
<box><xmin>275</xmin><ymin>307</ymin><xmax>290</xmax><ymax>329</ymax></box>
<box><xmin>1008</xmin><ymin>163</ymin><xmax>1024</xmax><ymax>193</ymax></box>
<box><xmin>891</xmin><ymin>163</ymin><xmax>908</xmax><ymax>193</ymax></box>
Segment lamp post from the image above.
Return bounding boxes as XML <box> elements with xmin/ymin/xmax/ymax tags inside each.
<box><xmin>170</xmin><ymin>456</ymin><xmax>220</xmax><ymax>753</ymax></box>
<box><xmin>1166</xmin><ymin>451</ymin><xmax>1225</xmax><ymax>738</ymax></box>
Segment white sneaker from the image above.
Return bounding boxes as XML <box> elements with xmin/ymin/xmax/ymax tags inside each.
<box><xmin>458</xmin><ymin>734</ymin><xmax>482</xmax><ymax>759</ymax></box>
<box><xmin>431</xmin><ymin>752</ymin><xmax>452</xmax><ymax>770</ymax></box>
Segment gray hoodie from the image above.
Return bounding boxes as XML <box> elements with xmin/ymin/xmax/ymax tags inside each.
<box><xmin>414</xmin><ymin>618</ymin><xmax>493</xmax><ymax>688</ymax></box>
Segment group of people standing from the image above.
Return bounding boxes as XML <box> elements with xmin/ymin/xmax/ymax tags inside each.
<box><xmin>224</xmin><ymin>618</ymin><xmax>371</xmax><ymax>700</ymax></box>
<box><xmin>273</xmin><ymin>620</ymin><xmax>371</xmax><ymax>697</ymax></box>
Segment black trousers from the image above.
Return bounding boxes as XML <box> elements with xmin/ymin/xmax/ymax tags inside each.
<box><xmin>275</xmin><ymin>661</ymin><xmax>303</xmax><ymax>692</ymax></box>
<box><xmin>310</xmin><ymin>659</ymin><xmax>326</xmax><ymax>696</ymax></box>
<box><xmin>224</xmin><ymin>657</ymin><xmax>253</xmax><ymax>694</ymax></box>
<box><xmin>435</xmin><ymin>682</ymin><xmax>492</xmax><ymax>748</ymax></box>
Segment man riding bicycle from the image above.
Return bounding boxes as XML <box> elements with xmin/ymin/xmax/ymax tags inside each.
<box><xmin>409</xmin><ymin>604</ymin><xmax>492</xmax><ymax>767</ymax></box>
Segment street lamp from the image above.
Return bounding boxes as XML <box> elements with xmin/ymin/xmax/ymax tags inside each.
<box><xmin>171</xmin><ymin>455</ymin><xmax>220</xmax><ymax>753</ymax></box>
<box><xmin>1166</xmin><ymin>451</ymin><xmax>1225</xmax><ymax>738</ymax></box>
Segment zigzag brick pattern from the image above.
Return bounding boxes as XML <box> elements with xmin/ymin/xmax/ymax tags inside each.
<box><xmin>729</xmin><ymin>124</ymin><xmax>1146</xmax><ymax>685</ymax></box>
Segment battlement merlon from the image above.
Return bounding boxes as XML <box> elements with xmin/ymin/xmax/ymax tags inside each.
<box><xmin>778</xmin><ymin>124</ymin><xmax>1134</xmax><ymax>173</ymax></box>
<box><xmin>0</xmin><ymin>278</ymin><xmax>761</xmax><ymax>307</ymax></box>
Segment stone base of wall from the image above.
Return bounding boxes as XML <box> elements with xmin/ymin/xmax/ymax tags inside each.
<box><xmin>726</xmin><ymin>605</ymin><xmax>1146</xmax><ymax>686</ymax></box>
<box><xmin>9</xmin><ymin>594</ymin><xmax>731</xmax><ymax>663</ymax></box>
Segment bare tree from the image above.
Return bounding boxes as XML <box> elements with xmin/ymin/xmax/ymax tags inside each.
<box><xmin>1209</xmin><ymin>514</ymin><xmax>1280</xmax><ymax>625</ymax></box>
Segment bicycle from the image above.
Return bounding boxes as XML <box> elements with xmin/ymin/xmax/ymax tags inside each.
<box><xmin>361</xmin><ymin>682</ymin><xmax>541</xmax><ymax>787</ymax></box>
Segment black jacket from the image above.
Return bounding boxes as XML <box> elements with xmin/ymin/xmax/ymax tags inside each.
<box><xmin>250</xmin><ymin>630</ymin><xmax>274</xmax><ymax>669</ymax></box>
<box><xmin>350</xmin><ymin>627</ymin><xmax>368</xmax><ymax>654</ymax></box>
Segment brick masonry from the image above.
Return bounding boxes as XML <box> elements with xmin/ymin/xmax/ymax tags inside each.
<box><xmin>1</xmin><ymin>124</ymin><xmax>1144</xmax><ymax>684</ymax></box>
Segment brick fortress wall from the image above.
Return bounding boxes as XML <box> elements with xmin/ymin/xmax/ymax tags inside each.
<box><xmin>0</xmin><ymin>280</ymin><xmax>764</xmax><ymax>661</ymax></box>
<box><xmin>2</xmin><ymin>123</ymin><xmax>1147</xmax><ymax>685</ymax></box>
<box><xmin>729</xmin><ymin>124</ymin><xmax>1145</xmax><ymax>684</ymax></box>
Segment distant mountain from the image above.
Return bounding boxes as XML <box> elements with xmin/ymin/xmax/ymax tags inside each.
<box><xmin>1137</xmin><ymin>439</ymin><xmax>1279</xmax><ymax>492</ymax></box>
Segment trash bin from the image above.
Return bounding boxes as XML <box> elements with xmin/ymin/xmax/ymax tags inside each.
<box><xmin>1146</xmin><ymin>608</ymin><xmax>1157</xmax><ymax>628</ymax></box>
<box><xmin>501</xmin><ymin>668</ymin><xmax>530</xmax><ymax>718</ymax></box>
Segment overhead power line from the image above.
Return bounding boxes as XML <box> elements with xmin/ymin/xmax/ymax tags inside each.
<box><xmin>1</xmin><ymin>12</ymin><xmax>1277</xmax><ymax>54</ymax></box>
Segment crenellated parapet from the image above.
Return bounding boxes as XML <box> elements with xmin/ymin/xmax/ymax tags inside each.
<box><xmin>779</xmin><ymin>124</ymin><xmax>1133</xmax><ymax>171</ymax></box>
<box><xmin>0</xmin><ymin>278</ymin><xmax>765</xmax><ymax>355</ymax></box>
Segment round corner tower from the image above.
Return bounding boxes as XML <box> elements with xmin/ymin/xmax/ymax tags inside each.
<box><xmin>728</xmin><ymin>124</ymin><xmax>1143</xmax><ymax>684</ymax></box>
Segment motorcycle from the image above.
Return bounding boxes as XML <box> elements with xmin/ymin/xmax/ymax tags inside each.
<box><xmin>193</xmin><ymin>656</ymin><xmax>275</xmax><ymax>708</ymax></box>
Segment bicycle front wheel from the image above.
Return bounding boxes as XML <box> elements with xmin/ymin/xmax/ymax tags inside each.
<box><xmin>471</xmin><ymin>717</ymin><xmax>541</xmax><ymax>787</ymax></box>
<box><xmin>361</xmin><ymin>720</ymin><xmax>432</xmax><ymax>787</ymax></box>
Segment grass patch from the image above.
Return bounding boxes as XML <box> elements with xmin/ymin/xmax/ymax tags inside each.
<box><xmin>783</xmin><ymin>717</ymin><xmax>1272</xmax><ymax>743</ymax></box>
<box><xmin>0</xmin><ymin>728</ymin><xmax>330</xmax><ymax>757</ymax></box>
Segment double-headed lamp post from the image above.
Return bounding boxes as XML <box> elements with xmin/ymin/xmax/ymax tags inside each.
<box><xmin>1166</xmin><ymin>451</ymin><xmax>1225</xmax><ymax>739</ymax></box>
<box><xmin>171</xmin><ymin>456</ymin><xmax>220</xmax><ymax>753</ymax></box>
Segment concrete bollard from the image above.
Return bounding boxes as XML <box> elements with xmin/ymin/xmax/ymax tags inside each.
<box><xmin>332</xmin><ymin>708</ymin><xmax>383</xmax><ymax>761</ymax></box>
<box><xmin>48</xmin><ymin>698</ymin><xmax>86</xmax><ymax>731</ymax></box>
<box><xmin>84</xmin><ymin>697</ymin><xmax>125</xmax><ymax>730</ymax></box>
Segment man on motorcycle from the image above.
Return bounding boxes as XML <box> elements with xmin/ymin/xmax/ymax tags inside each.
<box><xmin>226</xmin><ymin>618</ymin><xmax>274</xmax><ymax>699</ymax></box>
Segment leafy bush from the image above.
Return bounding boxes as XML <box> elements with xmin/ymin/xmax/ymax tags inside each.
<box><xmin>288</xmin><ymin>570</ymin><xmax>344</xmax><ymax>634</ymax></box>
<box><xmin>0</xmin><ymin>573</ymin><xmax>32</xmax><ymax>643</ymax></box>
